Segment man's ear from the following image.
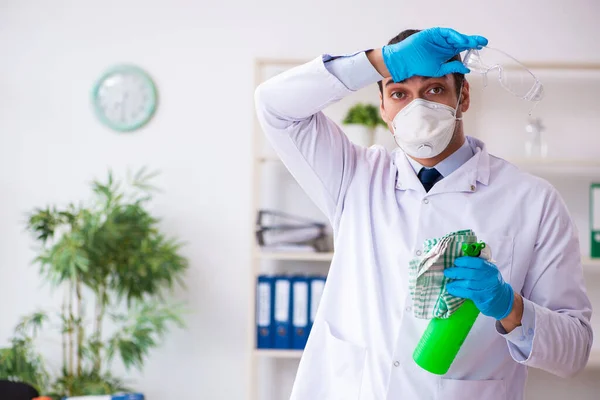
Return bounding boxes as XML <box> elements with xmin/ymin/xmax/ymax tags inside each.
<box><xmin>459</xmin><ymin>79</ymin><xmax>470</xmax><ymax>113</ymax></box>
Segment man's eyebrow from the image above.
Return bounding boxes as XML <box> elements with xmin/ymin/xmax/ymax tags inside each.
<box><xmin>384</xmin><ymin>76</ymin><xmax>445</xmax><ymax>87</ymax></box>
<box><xmin>385</xmin><ymin>79</ymin><xmax>401</xmax><ymax>87</ymax></box>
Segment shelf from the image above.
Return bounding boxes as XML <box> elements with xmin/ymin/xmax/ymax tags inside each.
<box><xmin>511</xmin><ymin>158</ymin><xmax>600</xmax><ymax>167</ymax></box>
<box><xmin>254</xmin><ymin>349</ymin><xmax>303</xmax><ymax>359</ymax></box>
<box><xmin>583</xmin><ymin>257</ymin><xmax>600</xmax><ymax>272</ymax></box>
<box><xmin>254</xmin><ymin>348</ymin><xmax>600</xmax><ymax>367</ymax></box>
<box><xmin>259</xmin><ymin>153</ymin><xmax>600</xmax><ymax>171</ymax></box>
<box><xmin>583</xmin><ymin>257</ymin><xmax>600</xmax><ymax>276</ymax></box>
<box><xmin>256</xmin><ymin>251</ymin><xmax>334</xmax><ymax>261</ymax></box>
<box><xmin>507</xmin><ymin>158</ymin><xmax>600</xmax><ymax>176</ymax></box>
<box><xmin>255</xmin><ymin>252</ymin><xmax>596</xmax><ymax>266</ymax></box>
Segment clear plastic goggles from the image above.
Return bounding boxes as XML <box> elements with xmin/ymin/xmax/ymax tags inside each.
<box><xmin>463</xmin><ymin>46</ymin><xmax>544</xmax><ymax>102</ymax></box>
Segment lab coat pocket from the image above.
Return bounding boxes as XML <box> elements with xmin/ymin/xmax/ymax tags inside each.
<box><xmin>322</xmin><ymin>321</ymin><xmax>366</xmax><ymax>399</ymax></box>
<box><xmin>438</xmin><ymin>378</ymin><xmax>507</xmax><ymax>400</ymax></box>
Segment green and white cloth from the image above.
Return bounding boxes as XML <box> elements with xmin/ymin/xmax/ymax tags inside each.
<box><xmin>408</xmin><ymin>229</ymin><xmax>492</xmax><ymax>320</ymax></box>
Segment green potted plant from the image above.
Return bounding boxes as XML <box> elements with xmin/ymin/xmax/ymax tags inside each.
<box><xmin>342</xmin><ymin>103</ymin><xmax>387</xmax><ymax>147</ymax></box>
<box><xmin>0</xmin><ymin>314</ymin><xmax>50</xmax><ymax>395</ymax></box>
<box><xmin>0</xmin><ymin>168</ymin><xmax>188</xmax><ymax>398</ymax></box>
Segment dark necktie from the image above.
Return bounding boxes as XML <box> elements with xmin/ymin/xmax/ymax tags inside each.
<box><xmin>418</xmin><ymin>167</ymin><xmax>441</xmax><ymax>192</ymax></box>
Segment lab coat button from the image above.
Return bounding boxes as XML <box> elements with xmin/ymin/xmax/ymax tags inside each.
<box><xmin>416</xmin><ymin>250</ymin><xmax>422</xmax><ymax>256</ymax></box>
<box><xmin>519</xmin><ymin>335</ymin><xmax>527</xmax><ymax>341</ymax></box>
<box><xmin>528</xmin><ymin>328</ymin><xmax>534</xmax><ymax>335</ymax></box>
<box><xmin>423</xmin><ymin>199</ymin><xmax>429</xmax><ymax>204</ymax></box>
<box><xmin>393</xmin><ymin>361</ymin><xmax>400</xmax><ymax>367</ymax></box>
<box><xmin>405</xmin><ymin>306</ymin><xmax>412</xmax><ymax>312</ymax></box>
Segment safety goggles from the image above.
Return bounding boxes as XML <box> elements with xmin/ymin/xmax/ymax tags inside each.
<box><xmin>462</xmin><ymin>46</ymin><xmax>544</xmax><ymax>102</ymax></box>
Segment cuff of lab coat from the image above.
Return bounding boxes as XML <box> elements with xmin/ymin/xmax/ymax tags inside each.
<box><xmin>323</xmin><ymin>51</ymin><xmax>384</xmax><ymax>91</ymax></box>
<box><xmin>495</xmin><ymin>297</ymin><xmax>536</xmax><ymax>362</ymax></box>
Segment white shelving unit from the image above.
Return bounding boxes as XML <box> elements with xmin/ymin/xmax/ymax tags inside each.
<box><xmin>249</xmin><ymin>59</ymin><xmax>600</xmax><ymax>400</ymax></box>
<box><xmin>249</xmin><ymin>58</ymin><xmax>333</xmax><ymax>400</ymax></box>
<box><xmin>252</xmin><ymin>348</ymin><xmax>600</xmax><ymax>367</ymax></box>
<box><xmin>254</xmin><ymin>349</ymin><xmax>303</xmax><ymax>359</ymax></box>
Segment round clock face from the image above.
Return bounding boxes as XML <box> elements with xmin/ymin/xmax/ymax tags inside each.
<box><xmin>92</xmin><ymin>65</ymin><xmax>157</xmax><ymax>132</ymax></box>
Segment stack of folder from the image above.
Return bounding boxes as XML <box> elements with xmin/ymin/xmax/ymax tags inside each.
<box><xmin>256</xmin><ymin>274</ymin><xmax>327</xmax><ymax>350</ymax></box>
<box><xmin>256</xmin><ymin>210</ymin><xmax>329</xmax><ymax>252</ymax></box>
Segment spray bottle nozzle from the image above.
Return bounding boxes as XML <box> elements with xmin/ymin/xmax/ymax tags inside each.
<box><xmin>462</xmin><ymin>242</ymin><xmax>486</xmax><ymax>257</ymax></box>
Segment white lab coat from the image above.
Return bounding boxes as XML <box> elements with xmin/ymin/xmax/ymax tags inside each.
<box><xmin>254</xmin><ymin>56</ymin><xmax>593</xmax><ymax>400</ymax></box>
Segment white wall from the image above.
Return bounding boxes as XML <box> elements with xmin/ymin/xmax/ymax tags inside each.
<box><xmin>1</xmin><ymin>1</ymin><xmax>599</xmax><ymax>399</ymax></box>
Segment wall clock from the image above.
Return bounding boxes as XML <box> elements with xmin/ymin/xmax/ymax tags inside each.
<box><xmin>92</xmin><ymin>65</ymin><xmax>158</xmax><ymax>132</ymax></box>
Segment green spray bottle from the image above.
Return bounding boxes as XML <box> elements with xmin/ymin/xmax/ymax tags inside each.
<box><xmin>412</xmin><ymin>242</ymin><xmax>485</xmax><ymax>375</ymax></box>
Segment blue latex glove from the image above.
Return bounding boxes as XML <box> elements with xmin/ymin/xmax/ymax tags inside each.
<box><xmin>444</xmin><ymin>256</ymin><xmax>514</xmax><ymax>320</ymax></box>
<box><xmin>382</xmin><ymin>27</ymin><xmax>488</xmax><ymax>83</ymax></box>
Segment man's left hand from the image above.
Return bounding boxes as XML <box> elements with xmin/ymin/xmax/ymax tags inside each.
<box><xmin>444</xmin><ymin>256</ymin><xmax>515</xmax><ymax>321</ymax></box>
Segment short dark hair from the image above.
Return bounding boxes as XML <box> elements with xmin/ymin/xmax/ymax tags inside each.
<box><xmin>377</xmin><ymin>29</ymin><xmax>464</xmax><ymax>99</ymax></box>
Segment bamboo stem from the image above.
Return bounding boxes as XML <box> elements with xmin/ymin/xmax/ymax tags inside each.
<box><xmin>93</xmin><ymin>285</ymin><xmax>106</xmax><ymax>371</ymax></box>
<box><xmin>93</xmin><ymin>288</ymin><xmax>100</xmax><ymax>370</ymax></box>
<box><xmin>68</xmin><ymin>280</ymin><xmax>74</xmax><ymax>376</ymax></box>
<box><xmin>76</xmin><ymin>279</ymin><xmax>83</xmax><ymax>376</ymax></box>
<box><xmin>62</xmin><ymin>285</ymin><xmax>67</xmax><ymax>374</ymax></box>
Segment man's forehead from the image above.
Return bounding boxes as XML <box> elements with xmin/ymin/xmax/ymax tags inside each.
<box><xmin>384</xmin><ymin>75</ymin><xmax>452</xmax><ymax>87</ymax></box>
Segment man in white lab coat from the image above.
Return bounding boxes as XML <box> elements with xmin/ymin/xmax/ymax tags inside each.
<box><xmin>254</xmin><ymin>27</ymin><xmax>593</xmax><ymax>400</ymax></box>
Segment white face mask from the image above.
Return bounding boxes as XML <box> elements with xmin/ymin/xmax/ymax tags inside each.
<box><xmin>392</xmin><ymin>98</ymin><xmax>462</xmax><ymax>158</ymax></box>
